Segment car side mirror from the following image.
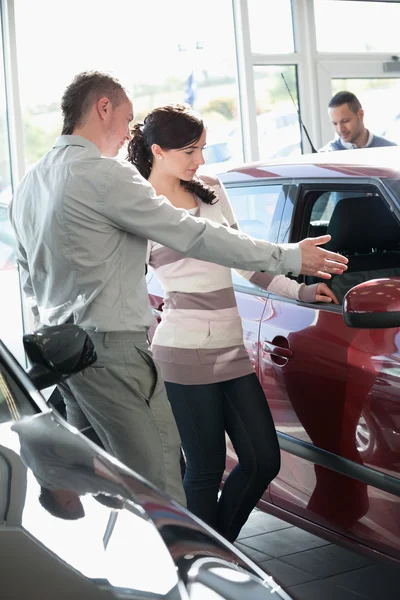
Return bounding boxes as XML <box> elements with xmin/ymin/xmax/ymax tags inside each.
<box><xmin>343</xmin><ymin>278</ymin><xmax>400</xmax><ymax>329</ymax></box>
<box><xmin>23</xmin><ymin>324</ymin><xmax>97</xmax><ymax>390</ymax></box>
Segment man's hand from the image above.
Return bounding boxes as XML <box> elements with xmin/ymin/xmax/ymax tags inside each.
<box><xmin>315</xmin><ymin>283</ymin><xmax>339</xmax><ymax>304</ymax></box>
<box><xmin>299</xmin><ymin>235</ymin><xmax>348</xmax><ymax>279</ymax></box>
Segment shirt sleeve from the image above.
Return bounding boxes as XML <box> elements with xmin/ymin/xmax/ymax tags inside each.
<box><xmin>9</xmin><ymin>200</ymin><xmax>38</xmax><ymax>322</ymax></box>
<box><xmin>14</xmin><ymin>238</ymin><xmax>40</xmax><ymax>325</ymax></box>
<box><xmin>101</xmin><ymin>161</ymin><xmax>302</xmax><ymax>277</ymax></box>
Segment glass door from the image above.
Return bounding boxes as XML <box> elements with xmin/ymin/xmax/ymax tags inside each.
<box><xmin>0</xmin><ymin>11</ymin><xmax>25</xmax><ymax>365</ymax></box>
<box><xmin>252</xmin><ymin>65</ymin><xmax>303</xmax><ymax>162</ymax></box>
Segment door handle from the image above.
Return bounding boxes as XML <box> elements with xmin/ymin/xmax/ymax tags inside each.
<box><xmin>263</xmin><ymin>341</ymin><xmax>293</xmax><ymax>360</ymax></box>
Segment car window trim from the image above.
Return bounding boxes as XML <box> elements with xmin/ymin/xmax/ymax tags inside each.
<box><xmin>233</xmin><ymin>284</ymin><xmax>342</xmax><ymax>314</ymax></box>
<box><xmin>233</xmin><ymin>283</ymin><xmax>269</xmax><ymax>297</ymax></box>
<box><xmin>278</xmin><ymin>431</ymin><xmax>400</xmax><ymax>499</ymax></box>
<box><xmin>372</xmin><ymin>179</ymin><xmax>400</xmax><ymax>221</ymax></box>
<box><xmin>223</xmin><ymin>178</ymin><xmax>292</xmax><ymax>190</ymax></box>
<box><xmin>268</xmin><ymin>291</ymin><xmax>342</xmax><ymax>313</ymax></box>
<box><xmin>288</xmin><ymin>177</ymin><xmax>398</xmax><ymax>236</ymax></box>
<box><xmin>0</xmin><ymin>340</ymin><xmax>48</xmax><ymax>416</ymax></box>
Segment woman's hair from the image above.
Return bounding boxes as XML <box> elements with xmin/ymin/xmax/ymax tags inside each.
<box><xmin>127</xmin><ymin>104</ymin><xmax>217</xmax><ymax>205</ymax></box>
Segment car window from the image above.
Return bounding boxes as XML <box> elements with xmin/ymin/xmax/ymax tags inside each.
<box><xmin>226</xmin><ymin>184</ymin><xmax>287</xmax><ymax>288</ymax></box>
<box><xmin>310</xmin><ymin>190</ymin><xmax>373</xmax><ymax>224</ymax></box>
<box><xmin>227</xmin><ymin>184</ymin><xmax>286</xmax><ymax>242</ymax></box>
<box><xmin>304</xmin><ymin>189</ymin><xmax>400</xmax><ymax>304</ymax></box>
<box><xmin>0</xmin><ymin>358</ymin><xmax>36</xmax><ymax>424</ymax></box>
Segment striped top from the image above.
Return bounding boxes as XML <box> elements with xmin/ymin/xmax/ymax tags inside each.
<box><xmin>148</xmin><ymin>175</ymin><xmax>317</xmax><ymax>385</ymax></box>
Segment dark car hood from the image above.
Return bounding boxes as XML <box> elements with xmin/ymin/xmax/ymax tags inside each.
<box><xmin>0</xmin><ymin>409</ymin><xmax>291</xmax><ymax>599</ymax></box>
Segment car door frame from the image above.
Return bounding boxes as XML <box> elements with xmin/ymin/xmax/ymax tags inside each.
<box><xmin>224</xmin><ymin>177</ymin><xmax>293</xmax><ymax>371</ymax></box>
<box><xmin>265</xmin><ymin>176</ymin><xmax>400</xmax><ymax>501</ymax></box>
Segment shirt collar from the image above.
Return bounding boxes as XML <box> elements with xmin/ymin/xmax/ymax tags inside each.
<box><xmin>53</xmin><ymin>135</ymin><xmax>101</xmax><ymax>156</ymax></box>
<box><xmin>339</xmin><ymin>130</ymin><xmax>374</xmax><ymax>149</ymax></box>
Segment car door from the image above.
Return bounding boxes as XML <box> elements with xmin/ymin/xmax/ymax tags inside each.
<box><xmin>223</xmin><ymin>181</ymin><xmax>289</xmax><ymax>482</ymax></box>
<box><xmin>259</xmin><ymin>181</ymin><xmax>400</xmax><ymax>560</ymax></box>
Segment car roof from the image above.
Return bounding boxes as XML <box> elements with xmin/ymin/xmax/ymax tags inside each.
<box><xmin>218</xmin><ymin>146</ymin><xmax>400</xmax><ymax>183</ymax></box>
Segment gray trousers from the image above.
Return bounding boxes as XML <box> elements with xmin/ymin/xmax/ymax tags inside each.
<box><xmin>57</xmin><ymin>331</ymin><xmax>186</xmax><ymax>506</ymax></box>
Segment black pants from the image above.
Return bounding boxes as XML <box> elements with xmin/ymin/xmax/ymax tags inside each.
<box><xmin>165</xmin><ymin>373</ymin><xmax>280</xmax><ymax>542</ymax></box>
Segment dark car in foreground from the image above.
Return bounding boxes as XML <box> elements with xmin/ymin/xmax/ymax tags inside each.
<box><xmin>147</xmin><ymin>146</ymin><xmax>400</xmax><ymax>567</ymax></box>
<box><xmin>0</xmin><ymin>323</ymin><xmax>293</xmax><ymax>600</ymax></box>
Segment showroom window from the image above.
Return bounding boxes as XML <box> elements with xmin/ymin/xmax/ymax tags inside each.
<box><xmin>331</xmin><ymin>78</ymin><xmax>400</xmax><ymax>146</ymax></box>
<box><xmin>248</xmin><ymin>0</ymin><xmax>295</xmax><ymax>54</ymax></box>
<box><xmin>253</xmin><ymin>65</ymin><xmax>302</xmax><ymax>161</ymax></box>
<box><xmin>14</xmin><ymin>0</ymin><xmax>242</xmax><ymax>174</ymax></box>
<box><xmin>0</xmin><ymin>6</ymin><xmax>25</xmax><ymax>366</ymax></box>
<box><xmin>314</xmin><ymin>0</ymin><xmax>400</xmax><ymax>53</ymax></box>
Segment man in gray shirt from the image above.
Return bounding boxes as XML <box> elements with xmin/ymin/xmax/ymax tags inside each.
<box><xmin>9</xmin><ymin>71</ymin><xmax>347</xmax><ymax>506</ymax></box>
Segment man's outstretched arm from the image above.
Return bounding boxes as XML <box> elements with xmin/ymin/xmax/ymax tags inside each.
<box><xmin>105</xmin><ymin>162</ymin><xmax>348</xmax><ymax>278</ymax></box>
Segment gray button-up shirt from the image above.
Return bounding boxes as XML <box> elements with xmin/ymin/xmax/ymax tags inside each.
<box><xmin>9</xmin><ymin>136</ymin><xmax>301</xmax><ymax>332</ymax></box>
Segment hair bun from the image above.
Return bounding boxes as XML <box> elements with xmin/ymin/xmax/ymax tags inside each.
<box><xmin>131</xmin><ymin>122</ymin><xmax>144</xmax><ymax>136</ymax></box>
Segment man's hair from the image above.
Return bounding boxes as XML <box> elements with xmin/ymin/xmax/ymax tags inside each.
<box><xmin>39</xmin><ymin>487</ymin><xmax>85</xmax><ymax>520</ymax></box>
<box><xmin>328</xmin><ymin>91</ymin><xmax>362</xmax><ymax>114</ymax></box>
<box><xmin>61</xmin><ymin>71</ymin><xmax>128</xmax><ymax>135</ymax></box>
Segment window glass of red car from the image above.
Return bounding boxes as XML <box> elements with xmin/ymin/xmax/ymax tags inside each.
<box><xmin>226</xmin><ymin>183</ymin><xmax>288</xmax><ymax>288</ymax></box>
<box><xmin>301</xmin><ymin>188</ymin><xmax>400</xmax><ymax>304</ymax></box>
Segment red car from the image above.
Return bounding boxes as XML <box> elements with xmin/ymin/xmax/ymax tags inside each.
<box><xmin>147</xmin><ymin>146</ymin><xmax>400</xmax><ymax>567</ymax></box>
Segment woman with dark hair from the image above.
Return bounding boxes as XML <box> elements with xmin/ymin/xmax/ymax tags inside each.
<box><xmin>127</xmin><ymin>104</ymin><xmax>338</xmax><ymax>542</ymax></box>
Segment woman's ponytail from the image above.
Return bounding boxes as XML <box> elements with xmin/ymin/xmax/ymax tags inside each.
<box><xmin>127</xmin><ymin>123</ymin><xmax>152</xmax><ymax>180</ymax></box>
<box><xmin>181</xmin><ymin>179</ymin><xmax>217</xmax><ymax>205</ymax></box>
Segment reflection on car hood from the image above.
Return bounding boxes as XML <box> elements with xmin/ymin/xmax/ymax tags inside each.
<box><xmin>0</xmin><ymin>411</ymin><xmax>291</xmax><ymax>599</ymax></box>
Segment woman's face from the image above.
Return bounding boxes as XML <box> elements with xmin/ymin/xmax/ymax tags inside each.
<box><xmin>158</xmin><ymin>128</ymin><xmax>207</xmax><ymax>180</ymax></box>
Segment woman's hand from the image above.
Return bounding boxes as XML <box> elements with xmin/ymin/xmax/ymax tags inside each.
<box><xmin>315</xmin><ymin>283</ymin><xmax>339</xmax><ymax>304</ymax></box>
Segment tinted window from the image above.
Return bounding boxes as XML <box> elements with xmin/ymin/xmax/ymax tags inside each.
<box><xmin>304</xmin><ymin>190</ymin><xmax>400</xmax><ymax>304</ymax></box>
<box><xmin>227</xmin><ymin>184</ymin><xmax>286</xmax><ymax>243</ymax></box>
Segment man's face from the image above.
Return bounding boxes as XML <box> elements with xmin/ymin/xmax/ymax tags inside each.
<box><xmin>329</xmin><ymin>103</ymin><xmax>364</xmax><ymax>144</ymax></box>
<box><xmin>105</xmin><ymin>96</ymin><xmax>134</xmax><ymax>157</ymax></box>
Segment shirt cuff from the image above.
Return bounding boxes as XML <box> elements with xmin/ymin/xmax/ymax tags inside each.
<box><xmin>281</xmin><ymin>244</ymin><xmax>302</xmax><ymax>276</ymax></box>
<box><xmin>298</xmin><ymin>283</ymin><xmax>318</xmax><ymax>303</ymax></box>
